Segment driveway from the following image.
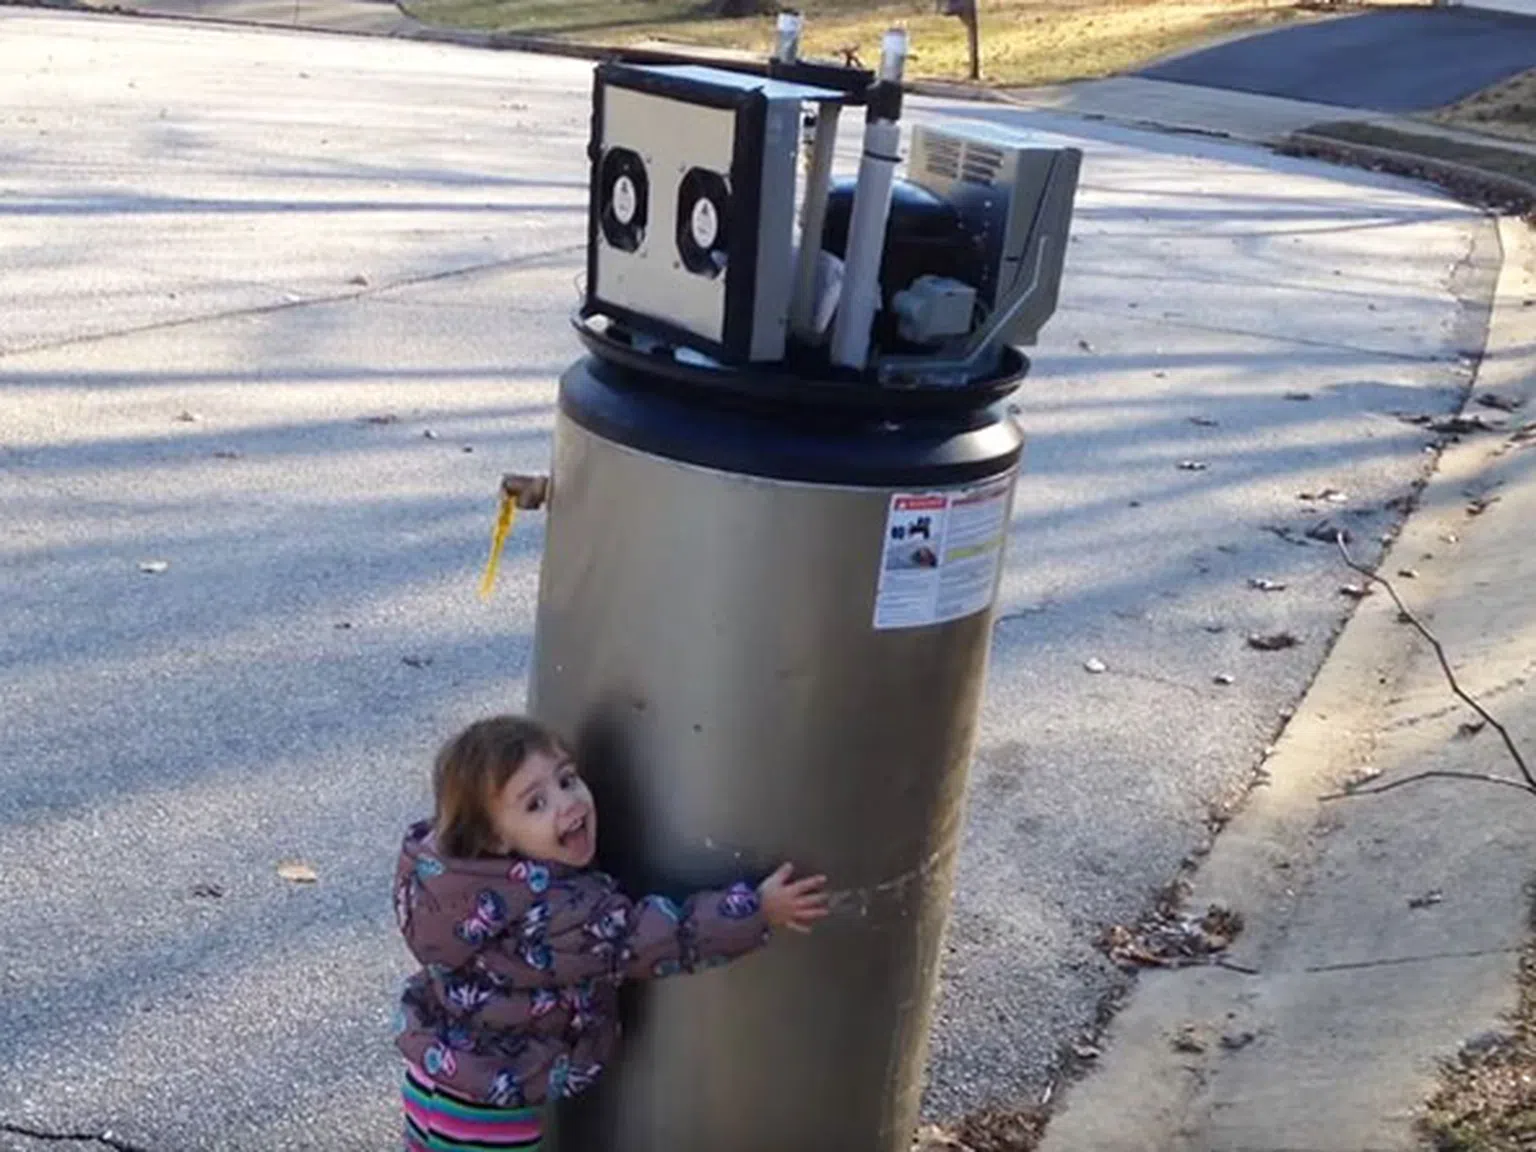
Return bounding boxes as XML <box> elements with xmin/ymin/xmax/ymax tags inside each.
<box><xmin>1141</xmin><ymin>6</ymin><xmax>1536</xmax><ymax>111</ymax></box>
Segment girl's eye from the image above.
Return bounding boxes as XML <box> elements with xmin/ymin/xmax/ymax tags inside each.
<box><xmin>559</xmin><ymin>772</ymin><xmax>577</xmax><ymax>790</ymax></box>
<box><xmin>526</xmin><ymin>796</ymin><xmax>545</xmax><ymax>814</ymax></box>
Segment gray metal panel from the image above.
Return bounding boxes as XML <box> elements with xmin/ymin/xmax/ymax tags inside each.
<box><xmin>1000</xmin><ymin>148</ymin><xmax>1081</xmax><ymax>346</ymax></box>
<box><xmin>748</xmin><ymin>95</ymin><xmax>799</xmax><ymax>361</ymax></box>
<box><xmin>532</xmin><ymin>411</ymin><xmax>1018</xmax><ymax>1152</ymax></box>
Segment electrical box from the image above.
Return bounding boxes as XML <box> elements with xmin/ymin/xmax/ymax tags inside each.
<box><xmin>907</xmin><ymin>122</ymin><xmax>1082</xmax><ymax>346</ymax></box>
<box><xmin>586</xmin><ymin>63</ymin><xmax>843</xmax><ymax>364</ymax></box>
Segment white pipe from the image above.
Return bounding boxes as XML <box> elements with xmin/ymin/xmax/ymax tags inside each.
<box><xmin>829</xmin><ymin>29</ymin><xmax>907</xmax><ymax>371</ymax></box>
<box><xmin>789</xmin><ymin>104</ymin><xmax>841</xmax><ymax>341</ymax></box>
<box><xmin>774</xmin><ymin>12</ymin><xmax>802</xmax><ymax>62</ymax></box>
<box><xmin>878</xmin><ymin>26</ymin><xmax>907</xmax><ymax>82</ymax></box>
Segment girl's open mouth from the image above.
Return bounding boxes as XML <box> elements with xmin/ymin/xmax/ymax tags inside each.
<box><xmin>558</xmin><ymin>814</ymin><xmax>592</xmax><ymax>856</ymax></box>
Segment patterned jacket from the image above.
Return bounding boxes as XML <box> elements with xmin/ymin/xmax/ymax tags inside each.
<box><xmin>392</xmin><ymin>821</ymin><xmax>769</xmax><ymax>1107</ymax></box>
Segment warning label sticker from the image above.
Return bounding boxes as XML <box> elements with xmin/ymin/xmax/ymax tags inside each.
<box><xmin>873</xmin><ymin>478</ymin><xmax>1014</xmax><ymax>631</ymax></box>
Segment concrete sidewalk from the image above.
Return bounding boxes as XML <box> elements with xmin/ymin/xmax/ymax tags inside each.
<box><xmin>1040</xmin><ymin>217</ymin><xmax>1536</xmax><ymax>1151</ymax></box>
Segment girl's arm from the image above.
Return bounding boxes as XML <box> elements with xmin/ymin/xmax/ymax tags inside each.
<box><xmin>581</xmin><ymin>865</ymin><xmax>830</xmax><ymax>981</ymax></box>
<box><xmin>611</xmin><ymin>883</ymin><xmax>770</xmax><ymax>981</ymax></box>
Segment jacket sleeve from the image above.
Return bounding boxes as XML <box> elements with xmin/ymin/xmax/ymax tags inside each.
<box><xmin>576</xmin><ymin>881</ymin><xmax>770</xmax><ymax>982</ymax></box>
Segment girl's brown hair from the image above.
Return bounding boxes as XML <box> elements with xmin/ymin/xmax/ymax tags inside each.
<box><xmin>433</xmin><ymin>715</ymin><xmax>563</xmax><ymax>858</ymax></box>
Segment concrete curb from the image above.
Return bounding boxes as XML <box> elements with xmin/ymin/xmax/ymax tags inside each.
<box><xmin>1283</xmin><ymin>127</ymin><xmax>1536</xmax><ymax>219</ymax></box>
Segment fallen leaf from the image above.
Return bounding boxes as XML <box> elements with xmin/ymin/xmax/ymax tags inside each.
<box><xmin>1221</xmin><ymin>1031</ymin><xmax>1257</xmax><ymax>1052</ymax></box>
<box><xmin>1071</xmin><ymin>1042</ymin><xmax>1102</xmax><ymax>1061</ymax></box>
<box><xmin>402</xmin><ymin>655</ymin><xmax>434</xmax><ymax>669</ymax></box>
<box><xmin>1407</xmin><ymin>889</ymin><xmax>1443</xmax><ymax>910</ymax></box>
<box><xmin>1466</xmin><ymin>497</ymin><xmax>1498</xmax><ymax>516</ymax></box>
<box><xmin>138</xmin><ymin>560</ymin><xmax>170</xmax><ymax>575</ymax></box>
<box><xmin>1247</xmin><ymin>631</ymin><xmax>1299</xmax><ymax>652</ymax></box>
<box><xmin>1306</xmin><ymin>520</ymin><xmax>1351</xmax><ymax>544</ymax></box>
<box><xmin>1204</xmin><ymin>624</ymin><xmax>1227</xmax><ymax>634</ymax></box>
<box><xmin>1248</xmin><ymin>578</ymin><xmax>1287</xmax><ymax>592</ymax></box>
<box><xmin>423</xmin><ymin>430</ymin><xmax>439</xmax><ymax>440</ymax></box>
<box><xmin>912</xmin><ymin>1126</ymin><xmax>968</xmax><ymax>1152</ymax></box>
<box><xmin>360</xmin><ymin>414</ymin><xmax>399</xmax><ymax>426</ymax></box>
<box><xmin>1084</xmin><ymin>657</ymin><xmax>1108</xmax><ymax>674</ymax></box>
<box><xmin>174</xmin><ymin>410</ymin><xmax>200</xmax><ymax>423</ymax></box>
<box><xmin>348</xmin><ymin>273</ymin><xmax>371</xmax><ymax>287</ymax></box>
<box><xmin>1264</xmin><ymin>525</ymin><xmax>1310</xmax><ymax>547</ymax></box>
<box><xmin>1397</xmin><ymin>568</ymin><xmax>1419</xmax><ymax>579</ymax></box>
<box><xmin>462</xmin><ymin>446</ymin><xmax>475</xmax><ymax>454</ymax></box>
<box><xmin>1188</xmin><ymin>416</ymin><xmax>1219</xmax><ymax>428</ymax></box>
<box><xmin>277</xmin><ymin>861</ymin><xmax>318</xmax><ymax>884</ymax></box>
<box><xmin>1456</xmin><ymin>720</ymin><xmax>1486</xmax><ymax>739</ymax></box>
<box><xmin>1213</xmin><ymin>673</ymin><xmax>1235</xmax><ymax>686</ymax></box>
<box><xmin>1078</xmin><ymin>339</ymin><xmax>1095</xmax><ymax>353</ymax></box>
<box><xmin>1178</xmin><ymin>460</ymin><xmax>1209</xmax><ymax>472</ymax></box>
<box><xmin>191</xmin><ymin>882</ymin><xmax>225</xmax><ymax>899</ymax></box>
<box><xmin>1298</xmin><ymin>487</ymin><xmax>1348</xmax><ymax>504</ymax></box>
<box><xmin>1340</xmin><ymin>583</ymin><xmax>1373</xmax><ymax>599</ymax></box>
<box><xmin>1284</xmin><ymin>391</ymin><xmax>1312</xmax><ymax>401</ymax></box>
<box><xmin>1172</xmin><ymin>1026</ymin><xmax>1207</xmax><ymax>1054</ymax></box>
<box><xmin>1476</xmin><ymin>393</ymin><xmax>1521</xmax><ymax>412</ymax></box>
<box><xmin>1428</xmin><ymin>414</ymin><xmax>1503</xmax><ymax>436</ymax></box>
<box><xmin>212</xmin><ymin>450</ymin><xmax>242</xmax><ymax>460</ymax></box>
<box><xmin>1344</xmin><ymin>765</ymin><xmax>1383</xmax><ymax>791</ymax></box>
<box><xmin>334</xmin><ymin>621</ymin><xmax>353</xmax><ymax>631</ymax></box>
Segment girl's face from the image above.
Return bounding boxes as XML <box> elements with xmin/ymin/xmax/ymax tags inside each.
<box><xmin>489</xmin><ymin>747</ymin><xmax>597</xmax><ymax>867</ymax></box>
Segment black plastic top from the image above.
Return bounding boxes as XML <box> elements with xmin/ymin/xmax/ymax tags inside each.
<box><xmin>559</xmin><ymin>340</ymin><xmax>1026</xmax><ymax>488</ymax></box>
<box><xmin>573</xmin><ymin>315</ymin><xmax>1028</xmax><ymax>417</ymax></box>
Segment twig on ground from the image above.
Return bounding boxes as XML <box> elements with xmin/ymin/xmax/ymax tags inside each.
<box><xmin>1323</xmin><ymin>770</ymin><xmax>1536</xmax><ymax>802</ymax></box>
<box><xmin>1323</xmin><ymin>534</ymin><xmax>1535</xmax><ymax>801</ymax></box>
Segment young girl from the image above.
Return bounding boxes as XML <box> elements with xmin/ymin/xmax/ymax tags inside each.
<box><xmin>392</xmin><ymin>714</ymin><xmax>829</xmax><ymax>1152</ymax></box>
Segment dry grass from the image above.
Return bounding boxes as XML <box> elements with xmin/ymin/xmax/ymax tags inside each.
<box><xmin>400</xmin><ymin>0</ymin><xmax>1334</xmax><ymax>87</ymax></box>
<box><xmin>1420</xmin><ymin>945</ymin><xmax>1536</xmax><ymax>1152</ymax></box>
<box><xmin>1433</xmin><ymin>68</ymin><xmax>1536</xmax><ymax>146</ymax></box>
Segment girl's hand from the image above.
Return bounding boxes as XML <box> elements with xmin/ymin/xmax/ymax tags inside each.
<box><xmin>758</xmin><ymin>863</ymin><xmax>830</xmax><ymax>934</ymax></box>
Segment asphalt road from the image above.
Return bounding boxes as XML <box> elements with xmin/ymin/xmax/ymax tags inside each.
<box><xmin>0</xmin><ymin>10</ymin><xmax>1500</xmax><ymax>1149</ymax></box>
<box><xmin>1141</xmin><ymin>7</ymin><xmax>1536</xmax><ymax>112</ymax></box>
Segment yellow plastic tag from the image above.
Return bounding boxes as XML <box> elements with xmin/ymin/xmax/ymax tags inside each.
<box><xmin>478</xmin><ymin>491</ymin><xmax>517</xmax><ymax>601</ymax></box>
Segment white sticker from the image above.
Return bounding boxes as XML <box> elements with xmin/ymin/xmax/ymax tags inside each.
<box><xmin>690</xmin><ymin>197</ymin><xmax>719</xmax><ymax>250</ymax></box>
<box><xmin>874</xmin><ymin>479</ymin><xmax>1013</xmax><ymax>631</ymax></box>
<box><xmin>612</xmin><ymin>175</ymin><xmax>637</xmax><ymax>225</ymax></box>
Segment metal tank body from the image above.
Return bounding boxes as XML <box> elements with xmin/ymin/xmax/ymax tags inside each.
<box><xmin>530</xmin><ymin>356</ymin><xmax>1022</xmax><ymax>1152</ymax></box>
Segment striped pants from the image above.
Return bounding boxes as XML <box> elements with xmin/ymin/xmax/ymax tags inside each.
<box><xmin>403</xmin><ymin>1064</ymin><xmax>543</xmax><ymax>1152</ymax></box>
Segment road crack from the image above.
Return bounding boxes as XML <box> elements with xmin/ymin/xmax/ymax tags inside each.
<box><xmin>0</xmin><ymin>244</ymin><xmax>584</xmax><ymax>362</ymax></box>
<box><xmin>0</xmin><ymin>1121</ymin><xmax>152</xmax><ymax>1152</ymax></box>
